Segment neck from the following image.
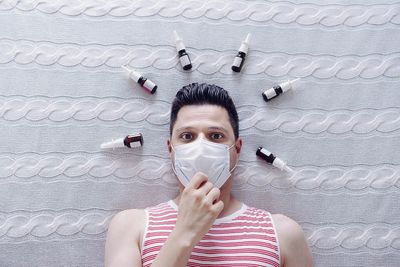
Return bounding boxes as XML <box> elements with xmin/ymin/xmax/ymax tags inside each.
<box><xmin>174</xmin><ymin>177</ymin><xmax>241</xmax><ymax>218</ymax></box>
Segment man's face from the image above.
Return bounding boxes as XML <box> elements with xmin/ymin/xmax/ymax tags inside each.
<box><xmin>168</xmin><ymin>104</ymin><xmax>242</xmax><ymax>184</ymax></box>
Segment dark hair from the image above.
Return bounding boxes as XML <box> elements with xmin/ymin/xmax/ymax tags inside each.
<box><xmin>170</xmin><ymin>83</ymin><xmax>239</xmax><ymax>139</ymax></box>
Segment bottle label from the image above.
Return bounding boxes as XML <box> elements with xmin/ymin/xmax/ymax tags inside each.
<box><xmin>129</xmin><ymin>141</ymin><xmax>142</xmax><ymax>148</ymax></box>
<box><xmin>260</xmin><ymin>148</ymin><xmax>272</xmax><ymax>156</ymax></box>
<box><xmin>264</xmin><ymin>88</ymin><xmax>278</xmax><ymax>100</ymax></box>
<box><xmin>257</xmin><ymin>147</ymin><xmax>275</xmax><ymax>164</ymax></box>
<box><xmin>232</xmin><ymin>57</ymin><xmax>242</xmax><ymax>67</ymax></box>
<box><xmin>179</xmin><ymin>55</ymin><xmax>191</xmax><ymax>67</ymax></box>
<box><xmin>143</xmin><ymin>79</ymin><xmax>156</xmax><ymax>92</ymax></box>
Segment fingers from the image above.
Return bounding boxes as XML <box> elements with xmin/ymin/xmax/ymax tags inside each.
<box><xmin>186</xmin><ymin>172</ymin><xmax>208</xmax><ymax>190</ymax></box>
<box><xmin>211</xmin><ymin>200</ymin><xmax>224</xmax><ymax>215</ymax></box>
<box><xmin>205</xmin><ymin>187</ymin><xmax>221</xmax><ymax>205</ymax></box>
<box><xmin>197</xmin><ymin>181</ymin><xmax>214</xmax><ymax>195</ymax></box>
<box><xmin>184</xmin><ymin>172</ymin><xmax>223</xmax><ymax>216</ymax></box>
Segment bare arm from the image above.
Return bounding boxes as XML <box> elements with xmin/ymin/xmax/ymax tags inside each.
<box><xmin>105</xmin><ymin>209</ymin><xmax>144</xmax><ymax>267</ymax></box>
<box><xmin>272</xmin><ymin>214</ymin><xmax>314</xmax><ymax>267</ymax></box>
<box><xmin>105</xmin><ymin>209</ymin><xmax>196</xmax><ymax>267</ymax></box>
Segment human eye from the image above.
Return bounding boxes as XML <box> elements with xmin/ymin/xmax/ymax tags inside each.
<box><xmin>210</xmin><ymin>133</ymin><xmax>224</xmax><ymax>140</ymax></box>
<box><xmin>179</xmin><ymin>132</ymin><xmax>193</xmax><ymax>141</ymax></box>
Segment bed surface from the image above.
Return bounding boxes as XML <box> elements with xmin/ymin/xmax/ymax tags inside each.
<box><xmin>1</xmin><ymin>0</ymin><xmax>400</xmax><ymax>266</ymax></box>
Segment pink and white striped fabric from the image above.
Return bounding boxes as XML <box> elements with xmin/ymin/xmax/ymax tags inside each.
<box><xmin>141</xmin><ymin>200</ymin><xmax>281</xmax><ymax>267</ymax></box>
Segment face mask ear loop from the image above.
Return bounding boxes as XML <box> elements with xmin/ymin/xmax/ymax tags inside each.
<box><xmin>229</xmin><ymin>158</ymin><xmax>239</xmax><ymax>173</ymax></box>
<box><xmin>170</xmin><ymin>143</ymin><xmax>178</xmax><ymax>172</ymax></box>
<box><xmin>227</xmin><ymin>143</ymin><xmax>239</xmax><ymax>173</ymax></box>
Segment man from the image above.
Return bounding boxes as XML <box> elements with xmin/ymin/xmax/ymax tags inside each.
<box><xmin>105</xmin><ymin>83</ymin><xmax>313</xmax><ymax>267</ymax></box>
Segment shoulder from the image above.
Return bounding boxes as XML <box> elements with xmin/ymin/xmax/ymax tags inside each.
<box><xmin>111</xmin><ymin>208</ymin><xmax>146</xmax><ymax>223</ymax></box>
<box><xmin>105</xmin><ymin>209</ymin><xmax>147</xmax><ymax>266</ymax></box>
<box><xmin>271</xmin><ymin>213</ymin><xmax>304</xmax><ymax>240</ymax></box>
<box><xmin>271</xmin><ymin>214</ymin><xmax>313</xmax><ymax>267</ymax></box>
<box><xmin>106</xmin><ymin>208</ymin><xmax>147</xmax><ymax>251</ymax></box>
<box><xmin>107</xmin><ymin>209</ymin><xmax>146</xmax><ymax>238</ymax></box>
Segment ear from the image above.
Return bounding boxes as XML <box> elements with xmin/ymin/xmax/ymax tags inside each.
<box><xmin>167</xmin><ymin>139</ymin><xmax>172</xmax><ymax>154</ymax></box>
<box><xmin>235</xmin><ymin>138</ymin><xmax>243</xmax><ymax>154</ymax></box>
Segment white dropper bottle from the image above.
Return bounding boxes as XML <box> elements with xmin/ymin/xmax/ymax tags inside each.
<box><xmin>262</xmin><ymin>78</ymin><xmax>300</xmax><ymax>102</ymax></box>
<box><xmin>122</xmin><ymin>65</ymin><xmax>157</xmax><ymax>94</ymax></box>
<box><xmin>173</xmin><ymin>30</ymin><xmax>192</xmax><ymax>70</ymax></box>
<box><xmin>232</xmin><ymin>33</ymin><xmax>251</xmax><ymax>72</ymax></box>
<box><xmin>100</xmin><ymin>134</ymin><xmax>143</xmax><ymax>149</ymax></box>
<box><xmin>256</xmin><ymin>147</ymin><xmax>294</xmax><ymax>173</ymax></box>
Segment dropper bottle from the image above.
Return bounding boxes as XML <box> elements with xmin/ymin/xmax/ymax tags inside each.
<box><xmin>232</xmin><ymin>33</ymin><xmax>251</xmax><ymax>72</ymax></box>
<box><xmin>101</xmin><ymin>134</ymin><xmax>143</xmax><ymax>149</ymax></box>
<box><xmin>122</xmin><ymin>66</ymin><xmax>157</xmax><ymax>94</ymax></box>
<box><xmin>262</xmin><ymin>78</ymin><xmax>299</xmax><ymax>102</ymax></box>
<box><xmin>256</xmin><ymin>147</ymin><xmax>294</xmax><ymax>173</ymax></box>
<box><xmin>173</xmin><ymin>30</ymin><xmax>192</xmax><ymax>70</ymax></box>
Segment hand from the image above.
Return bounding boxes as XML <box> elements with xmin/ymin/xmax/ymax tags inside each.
<box><xmin>173</xmin><ymin>172</ymin><xmax>224</xmax><ymax>247</ymax></box>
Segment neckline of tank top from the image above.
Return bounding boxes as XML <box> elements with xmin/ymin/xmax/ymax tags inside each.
<box><xmin>167</xmin><ymin>199</ymin><xmax>248</xmax><ymax>224</ymax></box>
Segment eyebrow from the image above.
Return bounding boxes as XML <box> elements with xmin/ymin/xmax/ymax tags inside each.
<box><xmin>175</xmin><ymin>126</ymin><xmax>229</xmax><ymax>133</ymax></box>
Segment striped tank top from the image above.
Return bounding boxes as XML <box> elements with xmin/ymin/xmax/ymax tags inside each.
<box><xmin>140</xmin><ymin>200</ymin><xmax>281</xmax><ymax>267</ymax></box>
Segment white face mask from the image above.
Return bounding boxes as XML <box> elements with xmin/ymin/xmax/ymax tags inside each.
<box><xmin>171</xmin><ymin>138</ymin><xmax>237</xmax><ymax>188</ymax></box>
